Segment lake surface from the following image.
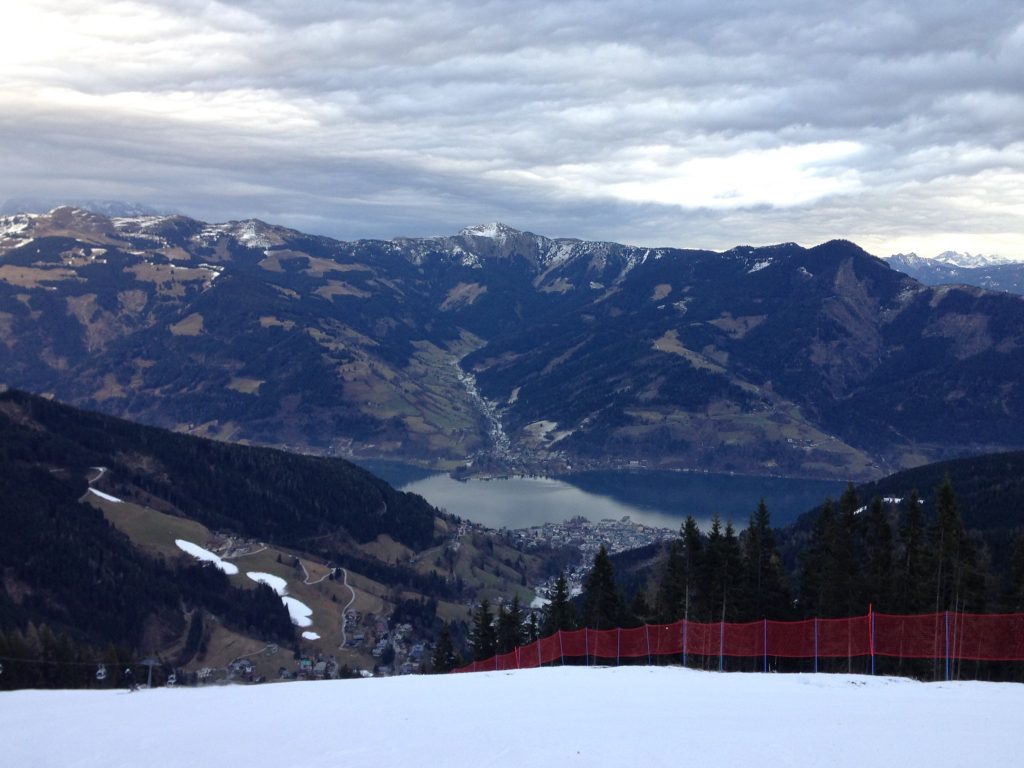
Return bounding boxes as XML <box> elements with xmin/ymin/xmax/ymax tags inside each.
<box><xmin>356</xmin><ymin>461</ymin><xmax>844</xmax><ymax>532</ymax></box>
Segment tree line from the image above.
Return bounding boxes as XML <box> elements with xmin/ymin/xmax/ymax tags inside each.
<box><xmin>447</xmin><ymin>478</ymin><xmax>1024</xmax><ymax>671</ymax></box>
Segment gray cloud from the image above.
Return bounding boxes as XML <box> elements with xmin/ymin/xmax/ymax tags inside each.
<box><xmin>2</xmin><ymin>0</ymin><xmax>1023</xmax><ymax>257</ymax></box>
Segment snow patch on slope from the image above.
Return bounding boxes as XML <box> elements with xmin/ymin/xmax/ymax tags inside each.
<box><xmin>175</xmin><ymin>539</ymin><xmax>239</xmax><ymax>575</ymax></box>
<box><xmin>87</xmin><ymin>488</ymin><xmax>122</xmax><ymax>503</ymax></box>
<box><xmin>246</xmin><ymin>572</ymin><xmax>288</xmax><ymax>596</ymax></box>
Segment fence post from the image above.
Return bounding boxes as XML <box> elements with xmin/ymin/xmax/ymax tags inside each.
<box><xmin>559</xmin><ymin>630</ymin><xmax>564</xmax><ymax>666</ymax></box>
<box><xmin>719</xmin><ymin>620</ymin><xmax>724</xmax><ymax>673</ymax></box>
<box><xmin>585</xmin><ymin>627</ymin><xmax>589</xmax><ymax>667</ymax></box>
<box><xmin>869</xmin><ymin>604</ymin><xmax>875</xmax><ymax>676</ymax></box>
<box><xmin>616</xmin><ymin>627</ymin><xmax>621</xmax><ymax>667</ymax></box>
<box><xmin>645</xmin><ymin>624</ymin><xmax>652</xmax><ymax>666</ymax></box>
<box><xmin>944</xmin><ymin>610</ymin><xmax>950</xmax><ymax>682</ymax></box>
<box><xmin>763</xmin><ymin>618</ymin><xmax>768</xmax><ymax>673</ymax></box>
<box><xmin>814</xmin><ymin>617</ymin><xmax>819</xmax><ymax>674</ymax></box>
<box><xmin>682</xmin><ymin>620</ymin><xmax>687</xmax><ymax>669</ymax></box>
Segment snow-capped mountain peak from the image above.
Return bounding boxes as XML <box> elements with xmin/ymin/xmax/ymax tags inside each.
<box><xmin>460</xmin><ymin>222</ymin><xmax>522</xmax><ymax>241</ymax></box>
<box><xmin>887</xmin><ymin>251</ymin><xmax>1013</xmax><ymax>269</ymax></box>
<box><xmin>932</xmin><ymin>250</ymin><xmax>1010</xmax><ymax>268</ymax></box>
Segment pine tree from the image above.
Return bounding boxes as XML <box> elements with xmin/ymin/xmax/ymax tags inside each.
<box><xmin>1006</xmin><ymin>532</ymin><xmax>1024</xmax><ymax>611</ymax></box>
<box><xmin>896</xmin><ymin>490</ymin><xmax>930</xmax><ymax>613</ymax></box>
<box><xmin>701</xmin><ymin>517</ymin><xmax>743</xmax><ymax>621</ymax></box>
<box><xmin>862</xmin><ymin>497</ymin><xmax>895</xmax><ymax>610</ymax></box>
<box><xmin>798</xmin><ymin>499</ymin><xmax>834</xmax><ymax>617</ymax></box>
<box><xmin>655</xmin><ymin>515</ymin><xmax>703</xmax><ymax>622</ymax></box>
<box><xmin>542</xmin><ymin>572</ymin><xmax>575</xmax><ymax>635</ymax></box>
<box><xmin>431</xmin><ymin>622</ymin><xmax>460</xmax><ymax>673</ymax></box>
<box><xmin>580</xmin><ymin>546</ymin><xmax>623</xmax><ymax>630</ymax></box>
<box><xmin>469</xmin><ymin>600</ymin><xmax>497</xmax><ymax>662</ymax></box>
<box><xmin>828</xmin><ymin>482</ymin><xmax>861</xmax><ymax>617</ymax></box>
<box><xmin>929</xmin><ymin>478</ymin><xmax>983</xmax><ymax>612</ymax></box>
<box><xmin>496</xmin><ymin>595</ymin><xmax>525</xmax><ymax>654</ymax></box>
<box><xmin>742</xmin><ymin>499</ymin><xmax>789</xmax><ymax>619</ymax></box>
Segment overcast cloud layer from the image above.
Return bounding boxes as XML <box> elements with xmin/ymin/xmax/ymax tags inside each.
<box><xmin>2</xmin><ymin>1</ymin><xmax>1023</xmax><ymax>257</ymax></box>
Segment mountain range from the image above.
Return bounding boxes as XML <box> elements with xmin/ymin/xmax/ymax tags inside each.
<box><xmin>3</xmin><ymin>207</ymin><xmax>1024</xmax><ymax>480</ymax></box>
<box><xmin>885</xmin><ymin>252</ymin><xmax>1024</xmax><ymax>295</ymax></box>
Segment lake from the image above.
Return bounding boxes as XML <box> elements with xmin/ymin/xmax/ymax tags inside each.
<box><xmin>355</xmin><ymin>461</ymin><xmax>845</xmax><ymax>532</ymax></box>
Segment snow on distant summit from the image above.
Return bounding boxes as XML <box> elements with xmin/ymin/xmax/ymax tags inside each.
<box><xmin>0</xmin><ymin>198</ymin><xmax>164</xmax><ymax>218</ymax></box>
<box><xmin>460</xmin><ymin>222</ymin><xmax>522</xmax><ymax>241</ymax></box>
<box><xmin>889</xmin><ymin>251</ymin><xmax>1013</xmax><ymax>268</ymax></box>
<box><xmin>932</xmin><ymin>250</ymin><xmax>1013</xmax><ymax>267</ymax></box>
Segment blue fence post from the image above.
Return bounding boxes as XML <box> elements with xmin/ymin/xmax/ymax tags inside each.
<box><xmin>944</xmin><ymin>610</ymin><xmax>950</xmax><ymax>682</ymax></box>
<box><xmin>814</xmin><ymin>617</ymin><xmax>819</xmax><ymax>674</ymax></box>
<box><xmin>682</xmin><ymin>619</ymin><xmax>687</xmax><ymax>669</ymax></box>
<box><xmin>645</xmin><ymin>624</ymin><xmax>652</xmax><ymax>666</ymax></box>
<box><xmin>719</xmin><ymin>620</ymin><xmax>724</xmax><ymax>673</ymax></box>
<box><xmin>870</xmin><ymin>605</ymin><xmax>876</xmax><ymax>676</ymax></box>
<box><xmin>617</xmin><ymin>627</ymin><xmax>621</xmax><ymax>667</ymax></box>
<box><xmin>763</xmin><ymin>618</ymin><xmax>768</xmax><ymax>673</ymax></box>
<box><xmin>585</xmin><ymin>627</ymin><xmax>589</xmax><ymax>667</ymax></box>
<box><xmin>559</xmin><ymin>630</ymin><xmax>564</xmax><ymax>666</ymax></box>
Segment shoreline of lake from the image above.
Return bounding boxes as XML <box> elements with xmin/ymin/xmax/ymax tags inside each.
<box><xmin>354</xmin><ymin>460</ymin><xmax>845</xmax><ymax>532</ymax></box>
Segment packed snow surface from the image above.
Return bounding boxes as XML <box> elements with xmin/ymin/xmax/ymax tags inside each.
<box><xmin>174</xmin><ymin>539</ymin><xmax>239</xmax><ymax>576</ymax></box>
<box><xmin>2</xmin><ymin>667</ymin><xmax>1021</xmax><ymax>767</ymax></box>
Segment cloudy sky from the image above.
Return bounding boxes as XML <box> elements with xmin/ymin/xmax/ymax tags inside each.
<box><xmin>3</xmin><ymin>1</ymin><xmax>1024</xmax><ymax>258</ymax></box>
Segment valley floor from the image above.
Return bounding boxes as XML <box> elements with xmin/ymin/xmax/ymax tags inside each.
<box><xmin>2</xmin><ymin>666</ymin><xmax>1021</xmax><ymax>767</ymax></box>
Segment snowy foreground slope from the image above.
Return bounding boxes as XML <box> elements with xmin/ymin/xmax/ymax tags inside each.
<box><xmin>3</xmin><ymin>667</ymin><xmax>1022</xmax><ymax>767</ymax></box>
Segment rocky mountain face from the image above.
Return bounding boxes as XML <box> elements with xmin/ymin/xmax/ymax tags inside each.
<box><xmin>3</xmin><ymin>207</ymin><xmax>1024</xmax><ymax>480</ymax></box>
<box><xmin>886</xmin><ymin>253</ymin><xmax>1024</xmax><ymax>295</ymax></box>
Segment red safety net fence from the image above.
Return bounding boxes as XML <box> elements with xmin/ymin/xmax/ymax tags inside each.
<box><xmin>453</xmin><ymin>610</ymin><xmax>1024</xmax><ymax>675</ymax></box>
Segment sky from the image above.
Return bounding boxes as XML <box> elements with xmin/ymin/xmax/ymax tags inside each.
<box><xmin>2</xmin><ymin>1</ymin><xmax>1024</xmax><ymax>258</ymax></box>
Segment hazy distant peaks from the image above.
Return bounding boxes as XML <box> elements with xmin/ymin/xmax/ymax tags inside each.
<box><xmin>889</xmin><ymin>250</ymin><xmax>1014</xmax><ymax>268</ymax></box>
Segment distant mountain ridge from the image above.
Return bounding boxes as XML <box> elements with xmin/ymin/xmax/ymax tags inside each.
<box><xmin>3</xmin><ymin>207</ymin><xmax>1024</xmax><ymax>479</ymax></box>
<box><xmin>885</xmin><ymin>252</ymin><xmax>1024</xmax><ymax>295</ymax></box>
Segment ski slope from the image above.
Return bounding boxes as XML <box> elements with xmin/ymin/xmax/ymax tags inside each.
<box><xmin>2</xmin><ymin>666</ymin><xmax>1021</xmax><ymax>767</ymax></box>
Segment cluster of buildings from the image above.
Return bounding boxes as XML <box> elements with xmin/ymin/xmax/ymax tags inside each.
<box><xmin>510</xmin><ymin>515</ymin><xmax>677</xmax><ymax>561</ymax></box>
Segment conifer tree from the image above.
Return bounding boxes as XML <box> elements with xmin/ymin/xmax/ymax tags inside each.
<box><xmin>862</xmin><ymin>497</ymin><xmax>895</xmax><ymax>610</ymax></box>
<box><xmin>655</xmin><ymin>516</ymin><xmax>703</xmax><ymax>622</ymax></box>
<box><xmin>526</xmin><ymin>611</ymin><xmax>540</xmax><ymax>642</ymax></box>
<box><xmin>469</xmin><ymin>599</ymin><xmax>497</xmax><ymax>661</ymax></box>
<box><xmin>1006</xmin><ymin>532</ymin><xmax>1024</xmax><ymax>611</ymax></box>
<box><xmin>929</xmin><ymin>478</ymin><xmax>983</xmax><ymax>612</ymax></box>
<box><xmin>798</xmin><ymin>499</ymin><xmax>834</xmax><ymax>617</ymax></box>
<box><xmin>828</xmin><ymin>482</ymin><xmax>861</xmax><ymax>617</ymax></box>
<box><xmin>580</xmin><ymin>546</ymin><xmax>623</xmax><ymax>630</ymax></box>
<box><xmin>496</xmin><ymin>595</ymin><xmax>525</xmax><ymax>654</ymax></box>
<box><xmin>896</xmin><ymin>490</ymin><xmax>930</xmax><ymax>612</ymax></box>
<box><xmin>742</xmin><ymin>500</ymin><xmax>789</xmax><ymax>619</ymax></box>
<box><xmin>431</xmin><ymin>622</ymin><xmax>460</xmax><ymax>673</ymax></box>
<box><xmin>542</xmin><ymin>572</ymin><xmax>575</xmax><ymax>635</ymax></box>
<box><xmin>701</xmin><ymin>517</ymin><xmax>743</xmax><ymax>621</ymax></box>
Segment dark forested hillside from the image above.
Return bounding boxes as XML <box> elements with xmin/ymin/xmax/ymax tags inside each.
<box><xmin>0</xmin><ymin>388</ymin><xmax>438</xmax><ymax>550</ymax></box>
<box><xmin>0</xmin><ymin>389</ymin><xmax>551</xmax><ymax>687</ymax></box>
<box><xmin>0</xmin><ymin>388</ymin><xmax>439</xmax><ymax>681</ymax></box>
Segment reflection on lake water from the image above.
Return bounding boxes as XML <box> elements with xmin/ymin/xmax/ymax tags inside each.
<box><xmin>357</xmin><ymin>462</ymin><xmax>845</xmax><ymax>532</ymax></box>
